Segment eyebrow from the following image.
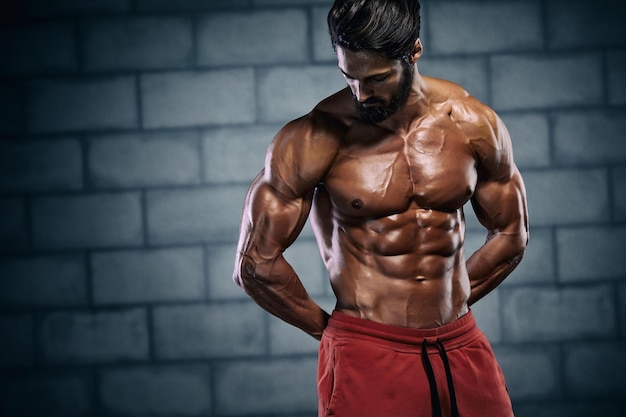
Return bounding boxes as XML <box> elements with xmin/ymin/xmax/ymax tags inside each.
<box><xmin>339</xmin><ymin>68</ymin><xmax>392</xmax><ymax>81</ymax></box>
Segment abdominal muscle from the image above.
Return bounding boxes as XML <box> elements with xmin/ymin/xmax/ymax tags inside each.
<box><xmin>315</xmin><ymin>205</ymin><xmax>471</xmax><ymax>329</ymax></box>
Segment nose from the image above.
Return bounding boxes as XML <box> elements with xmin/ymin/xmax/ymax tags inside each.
<box><xmin>351</xmin><ymin>80</ymin><xmax>372</xmax><ymax>103</ymax></box>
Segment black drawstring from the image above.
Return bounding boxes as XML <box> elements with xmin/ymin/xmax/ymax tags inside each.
<box><xmin>421</xmin><ymin>340</ymin><xmax>441</xmax><ymax>417</ymax></box>
<box><xmin>436</xmin><ymin>340</ymin><xmax>459</xmax><ymax>417</ymax></box>
<box><xmin>421</xmin><ymin>339</ymin><xmax>459</xmax><ymax>417</ymax></box>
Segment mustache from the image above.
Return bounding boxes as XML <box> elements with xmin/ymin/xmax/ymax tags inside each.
<box><xmin>355</xmin><ymin>96</ymin><xmax>385</xmax><ymax>105</ymax></box>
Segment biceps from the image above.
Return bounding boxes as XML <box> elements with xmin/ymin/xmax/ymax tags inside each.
<box><xmin>471</xmin><ymin>170</ymin><xmax>528</xmax><ymax>235</ymax></box>
<box><xmin>240</xmin><ymin>176</ymin><xmax>312</xmax><ymax>260</ymax></box>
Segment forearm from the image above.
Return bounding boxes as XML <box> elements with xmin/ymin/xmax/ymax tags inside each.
<box><xmin>233</xmin><ymin>165</ymin><xmax>330</xmax><ymax>338</ymax></box>
<box><xmin>236</xmin><ymin>253</ymin><xmax>329</xmax><ymax>339</ymax></box>
<box><xmin>466</xmin><ymin>231</ymin><xmax>527</xmax><ymax>306</ymax></box>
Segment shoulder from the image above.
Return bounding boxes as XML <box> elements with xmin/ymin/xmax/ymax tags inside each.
<box><xmin>265</xmin><ymin>91</ymin><xmax>351</xmax><ymax>196</ymax></box>
<box><xmin>273</xmin><ymin>87</ymin><xmax>353</xmax><ymax>146</ymax></box>
<box><xmin>423</xmin><ymin>76</ymin><xmax>493</xmax><ymax>124</ymax></box>
<box><xmin>423</xmin><ymin>77</ymin><xmax>498</xmax><ymax>138</ymax></box>
<box><xmin>270</xmin><ymin>91</ymin><xmax>349</xmax><ymax>159</ymax></box>
<box><xmin>429</xmin><ymin>80</ymin><xmax>514</xmax><ymax>180</ymax></box>
<box><xmin>425</xmin><ymin>76</ymin><xmax>471</xmax><ymax>101</ymax></box>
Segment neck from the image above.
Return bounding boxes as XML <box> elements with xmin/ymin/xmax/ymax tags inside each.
<box><xmin>377</xmin><ymin>67</ymin><xmax>429</xmax><ymax>133</ymax></box>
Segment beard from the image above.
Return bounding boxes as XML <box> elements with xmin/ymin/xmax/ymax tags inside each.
<box><xmin>353</xmin><ymin>62</ymin><xmax>414</xmax><ymax>124</ymax></box>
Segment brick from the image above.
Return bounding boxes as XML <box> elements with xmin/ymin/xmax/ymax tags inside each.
<box><xmin>268</xmin><ymin>297</ymin><xmax>335</xmax><ymax>355</ymax></box>
<box><xmin>88</xmin><ymin>131</ymin><xmax>200</xmax><ymax>188</ymax></box>
<box><xmin>82</xmin><ymin>17</ymin><xmax>192</xmax><ymax>71</ymax></box>
<box><xmin>0</xmin><ymin>255</ymin><xmax>88</xmax><ymax>309</ymax></box>
<box><xmin>318</xmin><ymin>296</ymin><xmax>337</xmax><ymax>312</ymax></box>
<box><xmin>614</xmin><ymin>166</ymin><xmax>626</xmax><ymax>222</ymax></box>
<box><xmin>502</xmin><ymin>113</ymin><xmax>551</xmax><ymax>169</ymax></box>
<box><xmin>502</xmin><ymin>285</ymin><xmax>616</xmax><ymax>342</ymax></box>
<box><xmin>26</xmin><ymin>77</ymin><xmax>137</xmax><ymax>133</ymax></box>
<box><xmin>313</xmin><ymin>6</ymin><xmax>335</xmax><ymax>62</ymax></box>
<box><xmin>0</xmin><ymin>373</ymin><xmax>93</xmax><ymax>417</ymax></box>
<box><xmin>153</xmin><ymin>302</ymin><xmax>266</xmax><ymax>359</ymax></box>
<box><xmin>146</xmin><ymin>185</ymin><xmax>247</xmax><ymax>245</ymax></box>
<box><xmin>0</xmin><ymin>198</ymin><xmax>28</xmax><ymax>251</ymax></box>
<box><xmin>501</xmin><ymin>227</ymin><xmax>556</xmax><ymax>286</ymax></box>
<box><xmin>564</xmin><ymin>341</ymin><xmax>626</xmax><ymax>397</ymax></box>
<box><xmin>419</xmin><ymin>57</ymin><xmax>489</xmax><ymax>104</ymax></box>
<box><xmin>615</xmin><ymin>317</ymin><xmax>626</xmax><ymax>365</ymax></box>
<box><xmin>495</xmin><ymin>346</ymin><xmax>560</xmax><ymax>400</ymax></box>
<box><xmin>136</xmin><ymin>0</ymin><xmax>251</xmax><ymax>11</ymax></box>
<box><xmin>99</xmin><ymin>365</ymin><xmax>211</xmax><ymax>416</ymax></box>
<box><xmin>463</xmin><ymin>229</ymin><xmax>485</xmax><ymax>257</ymax></box>
<box><xmin>0</xmin><ymin>314</ymin><xmax>34</xmax><ymax>368</ymax></box>
<box><xmin>491</xmin><ymin>53</ymin><xmax>603</xmax><ymax>110</ymax></box>
<box><xmin>0</xmin><ymin>22</ymin><xmax>76</xmax><ymax>75</ymax></box>
<box><xmin>141</xmin><ymin>69</ymin><xmax>255</xmax><ymax>128</ymax></box>
<box><xmin>0</xmin><ymin>138</ymin><xmax>83</xmax><ymax>192</ymax></box>
<box><xmin>23</xmin><ymin>0</ymin><xmax>131</xmax><ymax>16</ymax></box>
<box><xmin>607</xmin><ymin>50</ymin><xmax>626</xmax><ymax>105</ymax></box>
<box><xmin>91</xmin><ymin>247</ymin><xmax>205</xmax><ymax>305</ymax></box>
<box><xmin>202</xmin><ymin>124</ymin><xmax>277</xmax><ymax>184</ymax></box>
<box><xmin>39</xmin><ymin>309</ymin><xmax>149</xmax><ymax>364</ymax></box>
<box><xmin>300</xmin><ymin>218</ymin><xmax>317</xmax><ymax>239</ymax></box>
<box><xmin>547</xmin><ymin>0</ymin><xmax>626</xmax><ymax>49</ymax></box>
<box><xmin>207</xmin><ymin>243</ymin><xmax>247</xmax><ymax>300</ymax></box>
<box><xmin>468</xmin><ymin>288</ymin><xmax>501</xmax><ymax>343</ymax></box>
<box><xmin>557</xmin><ymin>225</ymin><xmax>626</xmax><ymax>282</ymax></box>
<box><xmin>514</xmin><ymin>402</ymin><xmax>621</xmax><ymax>417</ymax></box>
<box><xmin>283</xmin><ymin>239</ymin><xmax>326</xmax><ymax>296</ymax></box>
<box><xmin>429</xmin><ymin>1</ymin><xmax>543</xmax><ymax>54</ymax></box>
<box><xmin>554</xmin><ymin>109</ymin><xmax>626</xmax><ymax>165</ymax></box>
<box><xmin>197</xmin><ymin>10</ymin><xmax>308</xmax><ymax>66</ymax></box>
<box><xmin>0</xmin><ymin>82</ymin><xmax>22</xmax><ymax>135</ymax></box>
<box><xmin>214</xmin><ymin>357</ymin><xmax>318</xmax><ymax>415</ymax></box>
<box><xmin>522</xmin><ymin>169</ymin><xmax>609</xmax><ymax>226</ymax></box>
<box><xmin>269</xmin><ymin>318</ymin><xmax>320</xmax><ymax>355</ymax></box>
<box><xmin>258</xmin><ymin>65</ymin><xmax>346</xmax><ymax>123</ymax></box>
<box><xmin>462</xmin><ymin>204</ymin><xmax>482</xmax><ymax>231</ymax></box>
<box><xmin>32</xmin><ymin>192</ymin><xmax>143</xmax><ymax>250</ymax></box>
<box><xmin>258</xmin><ymin>0</ymin><xmax>332</xmax><ymax>5</ymax></box>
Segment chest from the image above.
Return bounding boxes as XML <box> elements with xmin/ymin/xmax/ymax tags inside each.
<box><xmin>324</xmin><ymin>117</ymin><xmax>477</xmax><ymax>216</ymax></box>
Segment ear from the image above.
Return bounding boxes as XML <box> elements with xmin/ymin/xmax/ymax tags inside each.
<box><xmin>408</xmin><ymin>39</ymin><xmax>423</xmax><ymax>64</ymax></box>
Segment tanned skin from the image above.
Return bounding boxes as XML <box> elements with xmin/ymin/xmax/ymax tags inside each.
<box><xmin>233</xmin><ymin>40</ymin><xmax>528</xmax><ymax>339</ymax></box>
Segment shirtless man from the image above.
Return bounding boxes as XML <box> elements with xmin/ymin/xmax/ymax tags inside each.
<box><xmin>233</xmin><ymin>1</ymin><xmax>528</xmax><ymax>416</ymax></box>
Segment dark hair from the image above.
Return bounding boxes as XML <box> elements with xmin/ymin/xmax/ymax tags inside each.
<box><xmin>327</xmin><ymin>0</ymin><xmax>421</xmax><ymax>61</ymax></box>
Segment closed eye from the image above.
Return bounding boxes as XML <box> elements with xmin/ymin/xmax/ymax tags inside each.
<box><xmin>370</xmin><ymin>75</ymin><xmax>389</xmax><ymax>83</ymax></box>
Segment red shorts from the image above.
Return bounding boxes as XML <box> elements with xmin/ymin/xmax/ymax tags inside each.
<box><xmin>317</xmin><ymin>310</ymin><xmax>513</xmax><ymax>417</ymax></box>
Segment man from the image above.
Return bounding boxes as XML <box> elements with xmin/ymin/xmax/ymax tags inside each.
<box><xmin>233</xmin><ymin>0</ymin><xmax>528</xmax><ymax>416</ymax></box>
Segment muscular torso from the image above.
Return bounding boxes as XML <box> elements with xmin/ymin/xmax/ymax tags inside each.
<box><xmin>236</xmin><ymin>72</ymin><xmax>526</xmax><ymax>337</ymax></box>
<box><xmin>310</xmin><ymin>81</ymin><xmax>480</xmax><ymax>328</ymax></box>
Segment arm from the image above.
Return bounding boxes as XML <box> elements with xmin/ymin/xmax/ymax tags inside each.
<box><xmin>233</xmin><ymin>115</ymin><xmax>337</xmax><ymax>339</ymax></box>
<box><xmin>466</xmin><ymin>109</ymin><xmax>529</xmax><ymax>306</ymax></box>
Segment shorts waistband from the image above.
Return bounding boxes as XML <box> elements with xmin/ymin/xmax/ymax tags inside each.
<box><xmin>325</xmin><ymin>310</ymin><xmax>480</xmax><ymax>350</ymax></box>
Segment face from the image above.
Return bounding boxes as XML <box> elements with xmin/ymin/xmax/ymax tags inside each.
<box><xmin>336</xmin><ymin>47</ymin><xmax>414</xmax><ymax>123</ymax></box>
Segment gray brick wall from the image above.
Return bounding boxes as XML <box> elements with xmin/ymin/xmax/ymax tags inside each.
<box><xmin>0</xmin><ymin>0</ymin><xmax>624</xmax><ymax>416</ymax></box>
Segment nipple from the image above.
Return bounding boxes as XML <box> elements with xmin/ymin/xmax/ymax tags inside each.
<box><xmin>351</xmin><ymin>199</ymin><xmax>363</xmax><ymax>209</ymax></box>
